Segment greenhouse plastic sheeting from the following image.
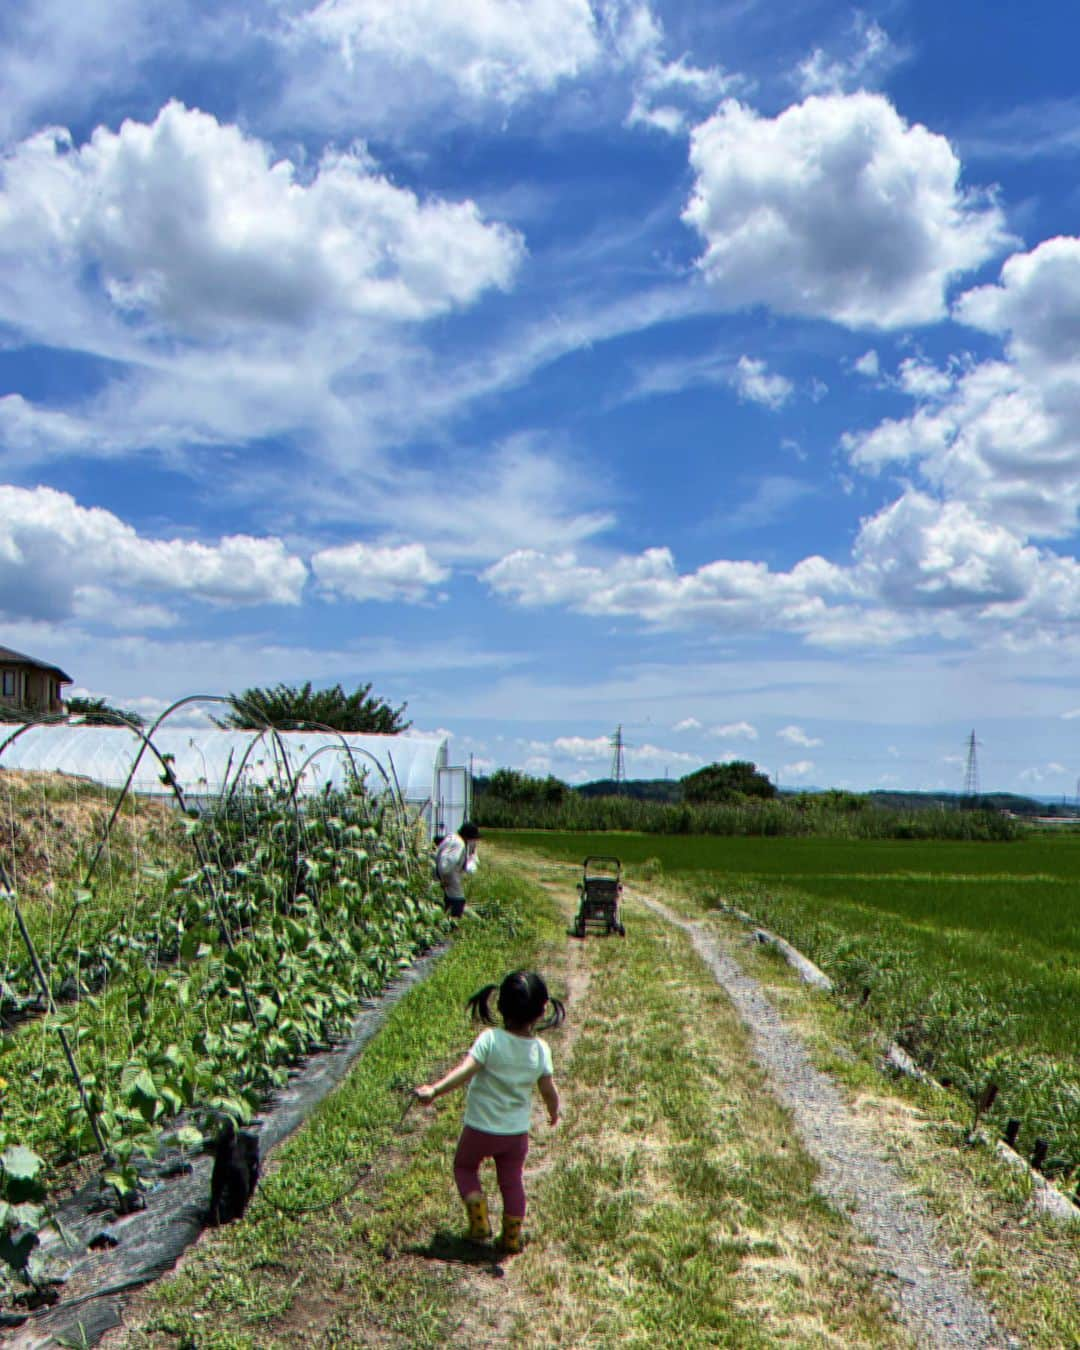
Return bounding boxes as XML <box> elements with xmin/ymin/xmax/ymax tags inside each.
<box><xmin>0</xmin><ymin>725</ymin><xmax>448</xmax><ymax>807</ymax></box>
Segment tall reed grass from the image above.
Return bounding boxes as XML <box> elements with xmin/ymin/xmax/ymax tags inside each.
<box><xmin>474</xmin><ymin>792</ymin><xmax>1022</xmax><ymax>841</ymax></box>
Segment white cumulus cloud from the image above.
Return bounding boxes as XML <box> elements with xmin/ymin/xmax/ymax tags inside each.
<box><xmin>483</xmin><ymin>545</ymin><xmax>851</xmax><ymax>633</ymax></box>
<box><xmin>483</xmin><ymin>485</ymin><xmax>1080</xmax><ymax>652</ymax></box>
<box><xmin>683</xmin><ymin>92</ymin><xmax>1009</xmax><ymax>329</ymax></box>
<box><xmin>0</xmin><ymin>101</ymin><xmax>524</xmax><ymax>340</ymax></box>
<box><xmin>955</xmin><ymin>235</ymin><xmax>1080</xmax><ymax>368</ymax></box>
<box><xmin>778</xmin><ymin>725</ymin><xmax>822</xmax><ymax>747</ymax></box>
<box><xmin>299</xmin><ymin>0</ymin><xmax>602</xmax><ymax>105</ymax></box>
<box><xmin>552</xmin><ymin>734</ymin><xmax>613</xmax><ymax>760</ymax></box>
<box><xmin>797</xmin><ymin>15</ymin><xmax>897</xmax><ymax>97</ymax></box>
<box><xmin>0</xmin><ymin>485</ymin><xmax>308</xmax><ymax>627</ymax></box>
<box><xmin>311</xmin><ymin>541</ymin><xmax>450</xmax><ymax>603</ymax></box>
<box><xmin>620</xmin><ymin>1</ymin><xmax>736</xmax><ymax>135</ymax></box>
<box><xmin>631</xmin><ymin>742</ymin><xmax>699</xmax><ymax>767</ymax></box>
<box><xmin>732</xmin><ymin>356</ymin><xmax>793</xmax><ymax>409</ymax></box>
<box><xmin>844</xmin><ymin>357</ymin><xmax>1080</xmax><ymax>539</ymax></box>
<box><xmin>845</xmin><ymin>237</ymin><xmax>1080</xmax><ymax>545</ymax></box>
<box><xmin>710</xmin><ymin>721</ymin><xmax>758</xmax><ymax>740</ymax></box>
<box><xmin>851</xmin><ymin>490</ymin><xmax>1080</xmax><ymax>641</ymax></box>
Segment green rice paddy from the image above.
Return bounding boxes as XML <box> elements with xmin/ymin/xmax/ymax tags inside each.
<box><xmin>495</xmin><ymin>829</ymin><xmax>1080</xmax><ymax>1174</ymax></box>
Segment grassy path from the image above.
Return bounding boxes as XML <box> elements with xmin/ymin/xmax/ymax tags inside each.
<box><xmin>632</xmin><ymin>888</ymin><xmax>1001</xmax><ymax>1347</ymax></box>
<box><xmin>511</xmin><ymin>859</ymin><xmax>908</xmax><ymax>1349</ymax></box>
<box><xmin>87</xmin><ymin>846</ymin><xmax>1073</xmax><ymax>1347</ymax></box>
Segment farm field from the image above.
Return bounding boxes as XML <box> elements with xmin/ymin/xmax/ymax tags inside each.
<box><xmin>495</xmin><ymin>829</ymin><xmax>1080</xmax><ymax>1178</ymax></box>
<box><xmin>3</xmin><ymin>819</ymin><xmax>1076</xmax><ymax>1345</ymax></box>
<box><xmin>0</xmin><ymin>769</ymin><xmax>448</xmax><ymax>1318</ymax></box>
<box><xmin>96</xmin><ymin>848</ymin><xmax>1080</xmax><ymax>1350</ymax></box>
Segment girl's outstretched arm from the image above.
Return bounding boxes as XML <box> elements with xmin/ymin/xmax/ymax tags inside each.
<box><xmin>538</xmin><ymin>1073</ymin><xmax>560</xmax><ymax>1126</ymax></box>
<box><xmin>414</xmin><ymin>1053</ymin><xmax>481</xmax><ymax>1105</ymax></box>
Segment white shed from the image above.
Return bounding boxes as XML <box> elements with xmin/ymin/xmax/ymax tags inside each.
<box><xmin>0</xmin><ymin>725</ymin><xmax>470</xmax><ymax>839</ymax></box>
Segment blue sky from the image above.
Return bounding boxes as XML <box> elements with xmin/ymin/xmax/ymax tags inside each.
<box><xmin>5</xmin><ymin>1</ymin><xmax>1080</xmax><ymax>795</ymax></box>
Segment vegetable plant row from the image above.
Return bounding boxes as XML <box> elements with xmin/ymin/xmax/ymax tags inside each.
<box><xmin>0</xmin><ymin>777</ymin><xmax>447</xmax><ymax>1304</ymax></box>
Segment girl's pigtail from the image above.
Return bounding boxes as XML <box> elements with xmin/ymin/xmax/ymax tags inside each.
<box><xmin>538</xmin><ymin>997</ymin><xmax>566</xmax><ymax>1031</ymax></box>
<box><xmin>465</xmin><ymin>984</ymin><xmax>499</xmax><ymax>1024</ymax></box>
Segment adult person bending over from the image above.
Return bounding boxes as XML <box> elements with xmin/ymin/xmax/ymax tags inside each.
<box><xmin>436</xmin><ymin>821</ymin><xmax>480</xmax><ymax>919</ymax></box>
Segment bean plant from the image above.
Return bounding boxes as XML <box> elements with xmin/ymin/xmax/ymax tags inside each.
<box><xmin>0</xmin><ymin>775</ymin><xmax>445</xmax><ymax>1304</ymax></box>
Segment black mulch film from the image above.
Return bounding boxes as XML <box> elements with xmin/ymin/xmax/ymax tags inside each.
<box><xmin>5</xmin><ymin>944</ymin><xmax>447</xmax><ymax>1349</ymax></box>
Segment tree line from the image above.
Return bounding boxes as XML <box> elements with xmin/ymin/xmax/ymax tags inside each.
<box><xmin>52</xmin><ymin>683</ymin><xmax>410</xmax><ymax>734</ymax></box>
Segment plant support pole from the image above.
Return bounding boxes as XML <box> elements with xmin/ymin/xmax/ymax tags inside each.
<box><xmin>1</xmin><ymin>862</ymin><xmax>109</xmax><ymax>1159</ymax></box>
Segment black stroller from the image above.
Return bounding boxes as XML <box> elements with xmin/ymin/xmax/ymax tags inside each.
<box><xmin>572</xmin><ymin>856</ymin><xmax>626</xmax><ymax>938</ymax></box>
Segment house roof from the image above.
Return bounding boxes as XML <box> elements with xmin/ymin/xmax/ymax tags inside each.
<box><xmin>0</xmin><ymin>645</ymin><xmax>73</xmax><ymax>684</ymax></box>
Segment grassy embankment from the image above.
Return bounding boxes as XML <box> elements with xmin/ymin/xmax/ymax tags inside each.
<box><xmin>105</xmin><ymin>856</ymin><xmax>914</xmax><ymax>1349</ymax></box>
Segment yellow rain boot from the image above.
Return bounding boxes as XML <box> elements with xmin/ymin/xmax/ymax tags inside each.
<box><xmin>500</xmin><ymin>1215</ymin><xmax>524</xmax><ymax>1255</ymax></box>
<box><xmin>465</xmin><ymin>1195</ymin><xmax>491</xmax><ymax>1241</ymax></box>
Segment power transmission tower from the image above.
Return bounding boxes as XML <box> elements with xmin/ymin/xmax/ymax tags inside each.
<box><xmin>610</xmin><ymin>724</ymin><xmax>626</xmax><ymax>792</ymax></box>
<box><xmin>963</xmin><ymin>730</ymin><xmax>979</xmax><ymax>808</ymax></box>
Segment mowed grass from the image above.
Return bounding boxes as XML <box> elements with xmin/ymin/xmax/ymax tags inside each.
<box><xmin>519</xmin><ymin>897</ymin><xmax>907</xmax><ymax>1349</ymax></box>
<box><xmin>495</xmin><ymin>830</ymin><xmax>1080</xmax><ymax>1172</ymax></box>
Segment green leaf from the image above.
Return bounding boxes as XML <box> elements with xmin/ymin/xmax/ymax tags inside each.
<box><xmin>160</xmin><ymin>1086</ymin><xmax>184</xmax><ymax>1115</ymax></box>
<box><xmin>166</xmin><ymin>1125</ymin><xmax>204</xmax><ymax>1150</ymax></box>
<box><xmin>127</xmin><ymin>1069</ymin><xmax>157</xmax><ymax>1102</ymax></box>
<box><xmin>0</xmin><ymin>1146</ymin><xmax>44</xmax><ymax>1183</ymax></box>
<box><xmin>10</xmin><ymin>1202</ymin><xmax>44</xmax><ymax>1230</ymax></box>
<box><xmin>103</xmin><ymin>1169</ymin><xmax>137</xmax><ymax>1197</ymax></box>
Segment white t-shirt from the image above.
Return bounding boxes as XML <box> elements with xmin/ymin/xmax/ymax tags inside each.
<box><xmin>435</xmin><ymin>833</ymin><xmax>477</xmax><ymax>900</ymax></box>
<box><xmin>463</xmin><ymin>1027</ymin><xmax>553</xmax><ymax>1135</ymax></box>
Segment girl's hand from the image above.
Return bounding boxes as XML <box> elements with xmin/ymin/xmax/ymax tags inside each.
<box><xmin>414</xmin><ymin>1084</ymin><xmax>436</xmax><ymax>1105</ymax></box>
<box><xmin>547</xmin><ymin>1110</ymin><xmax>559</xmax><ymax>1128</ymax></box>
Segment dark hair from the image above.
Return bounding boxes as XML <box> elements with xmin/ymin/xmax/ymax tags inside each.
<box><xmin>466</xmin><ymin>970</ymin><xmax>565</xmax><ymax>1032</ymax></box>
<box><xmin>459</xmin><ymin>821</ymin><xmax>480</xmax><ymax>841</ymax></box>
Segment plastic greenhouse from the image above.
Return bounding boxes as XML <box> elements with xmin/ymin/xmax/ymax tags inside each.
<box><xmin>0</xmin><ymin>723</ymin><xmax>470</xmax><ymax>839</ymax></box>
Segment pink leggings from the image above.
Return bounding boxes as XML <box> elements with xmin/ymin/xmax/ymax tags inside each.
<box><xmin>453</xmin><ymin>1125</ymin><xmax>529</xmax><ymax>1216</ymax></box>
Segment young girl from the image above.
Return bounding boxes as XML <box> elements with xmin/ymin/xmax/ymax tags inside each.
<box><xmin>414</xmin><ymin>970</ymin><xmax>564</xmax><ymax>1254</ymax></box>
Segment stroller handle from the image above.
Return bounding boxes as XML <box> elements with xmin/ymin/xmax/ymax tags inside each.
<box><xmin>582</xmin><ymin>855</ymin><xmax>622</xmax><ymax>872</ymax></box>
